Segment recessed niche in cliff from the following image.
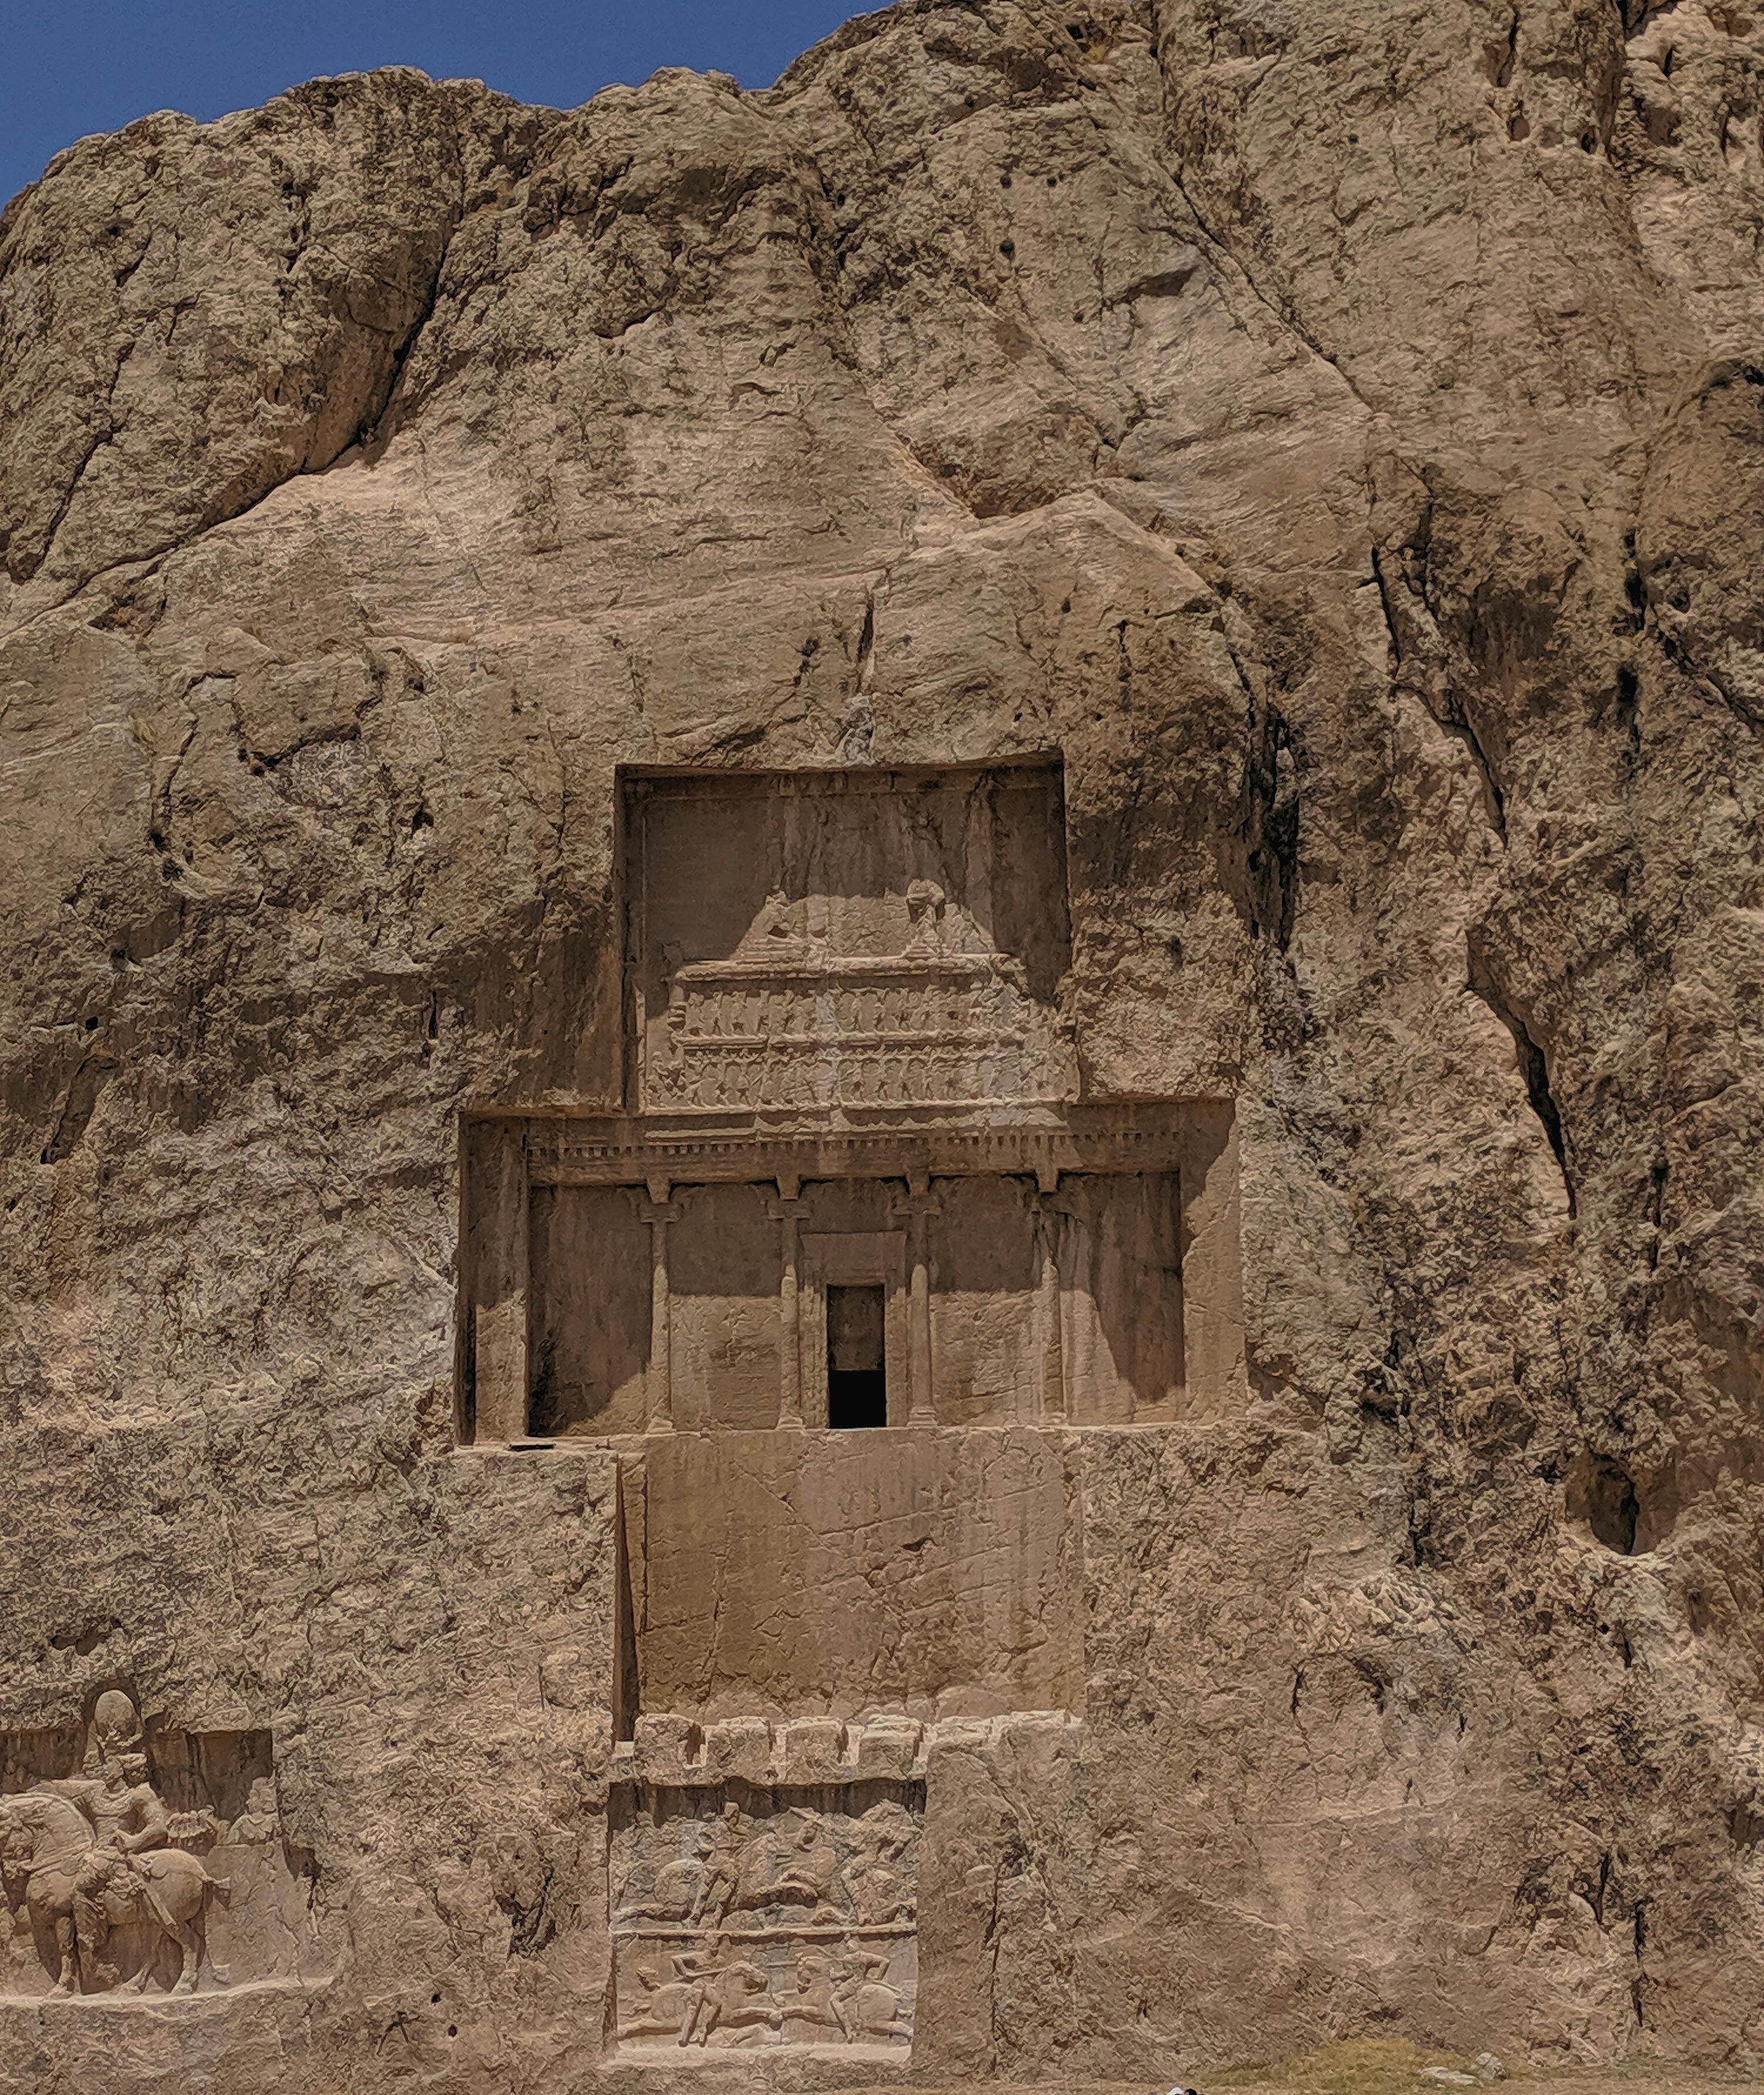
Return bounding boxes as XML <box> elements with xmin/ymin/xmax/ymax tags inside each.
<box><xmin>1570</xmin><ymin>1453</ymin><xmax>1676</xmax><ymax>1556</ymax></box>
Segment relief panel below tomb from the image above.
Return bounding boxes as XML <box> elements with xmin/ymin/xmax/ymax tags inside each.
<box><xmin>610</xmin><ymin>1779</ymin><xmax>920</xmax><ymax>2052</ymax></box>
<box><xmin>622</xmin><ymin>1426</ymin><xmax>1083</xmax><ymax>1721</ymax></box>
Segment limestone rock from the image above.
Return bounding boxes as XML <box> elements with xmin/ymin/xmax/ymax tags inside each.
<box><xmin>1</xmin><ymin>1</ymin><xmax>1762</xmax><ymax>2087</ymax></box>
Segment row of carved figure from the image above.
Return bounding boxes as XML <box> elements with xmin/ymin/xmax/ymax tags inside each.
<box><xmin>665</xmin><ymin>978</ymin><xmax>1024</xmax><ymax>1043</ymax></box>
<box><xmin>0</xmin><ymin>1692</ymin><xmax>272</xmax><ymax>1997</ymax></box>
<box><xmin>614</xmin><ymin>1799</ymin><xmax>917</xmax><ymax>1933</ymax></box>
<box><xmin>651</xmin><ymin>1043</ymin><xmax>1045</xmax><ymax>1110</ymax></box>
<box><xmin>616</xmin><ymin>1939</ymin><xmax>913</xmax><ymax>2049</ymax></box>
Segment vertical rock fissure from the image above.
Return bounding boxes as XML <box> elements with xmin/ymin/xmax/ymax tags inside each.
<box><xmin>1468</xmin><ymin>940</ymin><xmax>1575</xmax><ymax>1214</ymax></box>
<box><xmin>39</xmin><ymin>1052</ymin><xmax>118</xmax><ymax>1164</ymax></box>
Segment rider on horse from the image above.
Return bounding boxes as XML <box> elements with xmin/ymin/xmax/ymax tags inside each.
<box><xmin>48</xmin><ymin>1752</ymin><xmax>182</xmax><ymax>1947</ymax></box>
<box><xmin>37</xmin><ymin>1695</ymin><xmax>185</xmax><ymax>1963</ymax></box>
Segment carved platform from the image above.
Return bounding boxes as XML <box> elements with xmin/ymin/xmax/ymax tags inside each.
<box><xmin>626</xmin><ymin>763</ymin><xmax>1077</xmax><ymax>1120</ymax></box>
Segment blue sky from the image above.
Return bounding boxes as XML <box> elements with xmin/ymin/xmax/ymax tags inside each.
<box><xmin>0</xmin><ymin>1</ymin><xmax>864</xmax><ymax>210</ymax></box>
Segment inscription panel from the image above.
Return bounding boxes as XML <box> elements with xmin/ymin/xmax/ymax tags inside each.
<box><xmin>611</xmin><ymin>1779</ymin><xmax>920</xmax><ymax>2052</ymax></box>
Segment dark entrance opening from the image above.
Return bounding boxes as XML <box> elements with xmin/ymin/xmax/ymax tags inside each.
<box><xmin>827</xmin><ymin>1285</ymin><xmax>887</xmax><ymax>1428</ymax></box>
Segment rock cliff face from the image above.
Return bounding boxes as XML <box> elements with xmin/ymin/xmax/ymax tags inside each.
<box><xmin>2</xmin><ymin>1</ymin><xmax>1764</xmax><ymax>2087</ymax></box>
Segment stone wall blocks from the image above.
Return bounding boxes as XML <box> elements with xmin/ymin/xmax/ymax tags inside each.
<box><xmin>617</xmin><ymin>1713</ymin><xmax>940</xmax><ymax>1785</ymax></box>
<box><xmin>853</xmin><ymin>1712</ymin><xmax>924</xmax><ymax>1779</ymax></box>
<box><xmin>777</xmin><ymin>1716</ymin><xmax>848</xmax><ymax>1781</ymax></box>
<box><xmin>629</xmin><ymin>1711</ymin><xmax>703</xmax><ymax>1782</ymax></box>
<box><xmin>701</xmin><ymin>1715</ymin><xmax>773</xmax><ymax>1783</ymax></box>
<box><xmin>922</xmin><ymin>1716</ymin><xmax>997</xmax><ymax>1761</ymax></box>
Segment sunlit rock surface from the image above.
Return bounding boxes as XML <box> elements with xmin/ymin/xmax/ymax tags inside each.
<box><xmin>2</xmin><ymin>1</ymin><xmax>1763</xmax><ymax>2085</ymax></box>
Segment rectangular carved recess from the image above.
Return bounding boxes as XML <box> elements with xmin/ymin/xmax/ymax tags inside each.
<box><xmin>457</xmin><ymin>757</ymin><xmax>1245</xmax><ymax>1455</ymax></box>
<box><xmin>626</xmin><ymin>760</ymin><xmax>1075</xmax><ymax>1121</ymax></box>
<box><xmin>610</xmin><ymin>1773</ymin><xmax>921</xmax><ymax>2054</ymax></box>
<box><xmin>0</xmin><ymin>1692</ymin><xmax>313</xmax><ymax>2001</ymax></box>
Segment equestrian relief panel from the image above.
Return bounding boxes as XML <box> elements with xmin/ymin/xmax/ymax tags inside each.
<box><xmin>0</xmin><ymin>1689</ymin><xmax>315</xmax><ymax>2001</ymax></box>
<box><xmin>610</xmin><ymin>1779</ymin><xmax>921</xmax><ymax>2052</ymax></box>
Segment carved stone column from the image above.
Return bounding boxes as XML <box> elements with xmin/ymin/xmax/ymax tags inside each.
<box><xmin>767</xmin><ymin>1180</ymin><xmax>813</xmax><ymax>1429</ymax></box>
<box><xmin>890</xmin><ymin>1175</ymin><xmax>941</xmax><ymax>1426</ymax></box>
<box><xmin>638</xmin><ymin>1181</ymin><xmax>681</xmax><ymax>1434</ymax></box>
<box><xmin>1033</xmin><ymin>1167</ymin><xmax>1066</xmax><ymax>1424</ymax></box>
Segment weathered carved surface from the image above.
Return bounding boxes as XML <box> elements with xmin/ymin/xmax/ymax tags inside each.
<box><xmin>4</xmin><ymin>0</ymin><xmax>1764</xmax><ymax>2087</ymax></box>
<box><xmin>0</xmin><ymin>1690</ymin><xmax>311</xmax><ymax>2002</ymax></box>
<box><xmin>610</xmin><ymin>1783</ymin><xmax>920</xmax><ymax>2051</ymax></box>
<box><xmin>629</xmin><ymin>766</ymin><xmax>1075</xmax><ymax>1115</ymax></box>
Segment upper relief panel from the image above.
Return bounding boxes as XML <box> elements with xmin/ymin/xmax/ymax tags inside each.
<box><xmin>624</xmin><ymin>764</ymin><xmax>1074</xmax><ymax>1124</ymax></box>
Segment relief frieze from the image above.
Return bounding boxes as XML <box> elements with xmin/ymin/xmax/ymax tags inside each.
<box><xmin>610</xmin><ymin>1780</ymin><xmax>921</xmax><ymax>2053</ymax></box>
<box><xmin>0</xmin><ymin>1690</ymin><xmax>314</xmax><ymax>2002</ymax></box>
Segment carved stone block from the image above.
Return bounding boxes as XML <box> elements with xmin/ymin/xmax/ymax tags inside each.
<box><xmin>703</xmin><ymin>1718</ymin><xmax>773</xmax><ymax>1785</ymax></box>
<box><xmin>610</xmin><ymin>1776</ymin><xmax>921</xmax><ymax>2053</ymax></box>
<box><xmin>626</xmin><ymin>766</ymin><xmax>1076</xmax><ymax>1124</ymax></box>
<box><xmin>776</xmin><ymin>1721</ymin><xmax>848</xmax><ymax>1785</ymax></box>
<box><xmin>0</xmin><ymin>1691</ymin><xmax>313</xmax><ymax>2002</ymax></box>
<box><xmin>852</xmin><ymin>1716</ymin><xmax>924</xmax><ymax>1782</ymax></box>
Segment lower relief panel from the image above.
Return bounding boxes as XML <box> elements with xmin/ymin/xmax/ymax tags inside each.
<box><xmin>610</xmin><ymin>1780</ymin><xmax>920</xmax><ymax>2054</ymax></box>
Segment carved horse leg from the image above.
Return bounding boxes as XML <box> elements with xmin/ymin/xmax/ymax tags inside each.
<box><xmin>168</xmin><ymin>1917</ymin><xmax>203</xmax><ymax>1994</ymax></box>
<box><xmin>49</xmin><ymin>1910</ymin><xmax>78</xmax><ymax>1997</ymax></box>
<box><xmin>25</xmin><ymin>1879</ymin><xmax>80</xmax><ymax>1997</ymax></box>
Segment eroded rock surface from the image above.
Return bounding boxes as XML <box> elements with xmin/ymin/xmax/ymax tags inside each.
<box><xmin>2</xmin><ymin>2</ymin><xmax>1763</xmax><ymax>2086</ymax></box>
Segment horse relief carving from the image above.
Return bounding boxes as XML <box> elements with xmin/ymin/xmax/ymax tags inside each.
<box><xmin>616</xmin><ymin>1937</ymin><xmax>914</xmax><ymax>2049</ymax></box>
<box><xmin>610</xmin><ymin>1785</ymin><xmax>919</xmax><ymax>2051</ymax></box>
<box><xmin>0</xmin><ymin>1684</ymin><xmax>312</xmax><ymax>1994</ymax></box>
<box><xmin>0</xmin><ymin>1694</ymin><xmax>223</xmax><ymax>1997</ymax></box>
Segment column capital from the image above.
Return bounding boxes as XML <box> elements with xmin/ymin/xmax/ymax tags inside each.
<box><xmin>636</xmin><ymin>1197</ymin><xmax>681</xmax><ymax>1227</ymax></box>
<box><xmin>766</xmin><ymin>1197</ymin><xmax>814</xmax><ymax>1223</ymax></box>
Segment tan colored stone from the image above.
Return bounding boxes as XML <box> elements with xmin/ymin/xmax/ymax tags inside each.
<box><xmin>4</xmin><ymin>0</ymin><xmax>1764</xmax><ymax>2084</ymax></box>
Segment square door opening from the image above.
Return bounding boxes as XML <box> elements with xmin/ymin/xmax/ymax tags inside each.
<box><xmin>827</xmin><ymin>1285</ymin><xmax>888</xmax><ymax>1429</ymax></box>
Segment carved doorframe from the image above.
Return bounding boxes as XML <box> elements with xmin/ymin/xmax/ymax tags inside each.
<box><xmin>799</xmin><ymin>1231</ymin><xmax>909</xmax><ymax>1426</ymax></box>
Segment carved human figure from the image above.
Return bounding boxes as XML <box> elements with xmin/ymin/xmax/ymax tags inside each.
<box><xmin>617</xmin><ymin>1840</ymin><xmax>706</xmax><ymax>1926</ymax></box>
<box><xmin>617</xmin><ymin>1950</ymin><xmax>709</xmax><ymax>2043</ymax></box>
<box><xmin>0</xmin><ymin>1752</ymin><xmax>219</xmax><ymax>1995</ymax></box>
<box><xmin>845</xmin><ymin>1800</ymin><xmax>917</xmax><ymax>1926</ymax></box>
<box><xmin>622</xmin><ymin>1942</ymin><xmax>777</xmax><ymax>2048</ymax></box>
<box><xmin>684</xmin><ymin>1949</ymin><xmax>779</xmax><ymax>2046</ymax></box>
<box><xmin>81</xmin><ymin>1689</ymin><xmax>145</xmax><ymax>1773</ymax></box>
<box><xmin>687</xmin><ymin>1801</ymin><xmax>746</xmax><ymax>1929</ymax></box>
<box><xmin>733</xmin><ymin>888</ymin><xmax>808</xmax><ymax>961</ymax></box>
<box><xmin>229</xmin><ymin>1776</ymin><xmax>279</xmax><ymax>1846</ymax></box>
<box><xmin>904</xmin><ymin>878</ymin><xmax>946</xmax><ymax>955</ymax></box>
<box><xmin>739</xmin><ymin>1810</ymin><xmax>841</xmax><ymax>1917</ymax></box>
<box><xmin>60</xmin><ymin>1753</ymin><xmax>201</xmax><ymax>1991</ymax></box>
<box><xmin>828</xmin><ymin>1944</ymin><xmax>911</xmax><ymax>2043</ymax></box>
<box><xmin>778</xmin><ymin>1950</ymin><xmax>843</xmax><ymax>2037</ymax></box>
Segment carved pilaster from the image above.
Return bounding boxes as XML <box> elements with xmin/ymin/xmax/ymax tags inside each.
<box><xmin>637</xmin><ymin>1184</ymin><xmax>681</xmax><ymax>1433</ymax></box>
<box><xmin>1031</xmin><ymin>1168</ymin><xmax>1066</xmax><ymax>1424</ymax></box>
<box><xmin>766</xmin><ymin>1184</ymin><xmax>813</xmax><ymax>1429</ymax></box>
<box><xmin>889</xmin><ymin>1175</ymin><xmax>942</xmax><ymax>1426</ymax></box>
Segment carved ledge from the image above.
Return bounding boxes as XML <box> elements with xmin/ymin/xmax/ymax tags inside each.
<box><xmin>609</xmin><ymin>1710</ymin><xmax>1079</xmax><ymax>1789</ymax></box>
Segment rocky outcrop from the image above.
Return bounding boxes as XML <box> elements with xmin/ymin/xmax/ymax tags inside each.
<box><xmin>1</xmin><ymin>2</ymin><xmax>1762</xmax><ymax>2086</ymax></box>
